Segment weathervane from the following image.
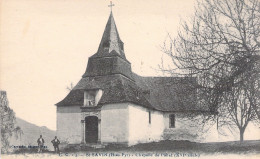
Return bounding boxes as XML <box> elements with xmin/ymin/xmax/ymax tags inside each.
<box><xmin>108</xmin><ymin>1</ymin><xmax>115</xmax><ymax>12</ymax></box>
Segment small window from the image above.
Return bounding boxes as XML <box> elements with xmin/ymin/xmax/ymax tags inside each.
<box><xmin>149</xmin><ymin>111</ymin><xmax>151</xmax><ymax>124</ymax></box>
<box><xmin>136</xmin><ymin>91</ymin><xmax>140</xmax><ymax>99</ymax></box>
<box><xmin>84</xmin><ymin>90</ymin><xmax>96</xmax><ymax>106</ymax></box>
<box><xmin>169</xmin><ymin>114</ymin><xmax>175</xmax><ymax>128</ymax></box>
<box><xmin>120</xmin><ymin>42</ymin><xmax>124</xmax><ymax>51</ymax></box>
<box><xmin>103</xmin><ymin>41</ymin><xmax>110</xmax><ymax>47</ymax></box>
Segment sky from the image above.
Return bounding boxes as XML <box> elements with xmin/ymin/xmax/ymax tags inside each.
<box><xmin>0</xmin><ymin>0</ymin><xmax>197</xmax><ymax>130</ymax></box>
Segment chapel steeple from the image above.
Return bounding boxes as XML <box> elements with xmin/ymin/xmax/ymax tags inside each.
<box><xmin>96</xmin><ymin>12</ymin><xmax>126</xmax><ymax>59</ymax></box>
<box><xmin>82</xmin><ymin>9</ymin><xmax>133</xmax><ymax>80</ymax></box>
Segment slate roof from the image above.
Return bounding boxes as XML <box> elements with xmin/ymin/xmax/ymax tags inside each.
<box><xmin>133</xmin><ymin>74</ymin><xmax>209</xmax><ymax>112</ymax></box>
<box><xmin>56</xmin><ymin>12</ymin><xmax>210</xmax><ymax>112</ymax></box>
<box><xmin>56</xmin><ymin>73</ymin><xmax>209</xmax><ymax>112</ymax></box>
<box><xmin>96</xmin><ymin>12</ymin><xmax>126</xmax><ymax>59</ymax></box>
<box><xmin>82</xmin><ymin>51</ymin><xmax>134</xmax><ymax>80</ymax></box>
<box><xmin>81</xmin><ymin>12</ymin><xmax>134</xmax><ymax>80</ymax></box>
<box><xmin>56</xmin><ymin>74</ymin><xmax>153</xmax><ymax>109</ymax></box>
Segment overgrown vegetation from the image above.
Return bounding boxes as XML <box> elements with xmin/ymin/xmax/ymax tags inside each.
<box><xmin>0</xmin><ymin>91</ymin><xmax>23</xmax><ymax>153</ymax></box>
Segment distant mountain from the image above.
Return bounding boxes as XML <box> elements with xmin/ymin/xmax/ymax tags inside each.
<box><xmin>9</xmin><ymin>117</ymin><xmax>56</xmax><ymax>151</ymax></box>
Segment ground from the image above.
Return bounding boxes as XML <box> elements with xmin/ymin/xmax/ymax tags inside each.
<box><xmin>62</xmin><ymin>140</ymin><xmax>260</xmax><ymax>154</ymax></box>
<box><xmin>2</xmin><ymin>140</ymin><xmax>260</xmax><ymax>159</ymax></box>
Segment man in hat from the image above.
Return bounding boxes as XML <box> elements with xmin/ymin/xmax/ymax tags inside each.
<box><xmin>51</xmin><ymin>136</ymin><xmax>60</xmax><ymax>153</ymax></box>
<box><xmin>37</xmin><ymin>135</ymin><xmax>45</xmax><ymax>153</ymax></box>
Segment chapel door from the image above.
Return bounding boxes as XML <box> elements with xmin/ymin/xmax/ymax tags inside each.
<box><xmin>85</xmin><ymin>116</ymin><xmax>98</xmax><ymax>143</ymax></box>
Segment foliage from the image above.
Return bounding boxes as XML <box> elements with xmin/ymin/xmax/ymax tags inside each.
<box><xmin>0</xmin><ymin>91</ymin><xmax>23</xmax><ymax>153</ymax></box>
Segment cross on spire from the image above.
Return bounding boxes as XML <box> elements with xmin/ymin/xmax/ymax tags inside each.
<box><xmin>108</xmin><ymin>1</ymin><xmax>115</xmax><ymax>12</ymax></box>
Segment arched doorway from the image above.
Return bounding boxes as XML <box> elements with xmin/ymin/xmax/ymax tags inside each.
<box><xmin>85</xmin><ymin>116</ymin><xmax>98</xmax><ymax>143</ymax></box>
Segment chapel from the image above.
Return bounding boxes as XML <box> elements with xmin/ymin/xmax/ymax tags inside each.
<box><xmin>56</xmin><ymin>10</ymin><xmax>218</xmax><ymax>146</ymax></box>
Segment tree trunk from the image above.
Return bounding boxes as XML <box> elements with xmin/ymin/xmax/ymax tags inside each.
<box><xmin>239</xmin><ymin>128</ymin><xmax>245</xmax><ymax>142</ymax></box>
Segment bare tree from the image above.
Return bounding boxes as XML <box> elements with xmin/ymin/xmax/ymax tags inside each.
<box><xmin>218</xmin><ymin>86</ymin><xmax>258</xmax><ymax>141</ymax></box>
<box><xmin>161</xmin><ymin>0</ymin><xmax>260</xmax><ymax>140</ymax></box>
<box><xmin>0</xmin><ymin>91</ymin><xmax>23</xmax><ymax>153</ymax></box>
<box><xmin>66</xmin><ymin>82</ymin><xmax>74</xmax><ymax>91</ymax></box>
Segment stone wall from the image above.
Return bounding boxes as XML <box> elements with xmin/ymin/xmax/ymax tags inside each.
<box><xmin>128</xmin><ymin>104</ymin><xmax>164</xmax><ymax>145</ymax></box>
<box><xmin>163</xmin><ymin>112</ymin><xmax>218</xmax><ymax>142</ymax></box>
<box><xmin>57</xmin><ymin>106</ymin><xmax>82</xmax><ymax>144</ymax></box>
<box><xmin>57</xmin><ymin>104</ymin><xmax>254</xmax><ymax>146</ymax></box>
<box><xmin>100</xmin><ymin>103</ymin><xmax>129</xmax><ymax>144</ymax></box>
<box><xmin>100</xmin><ymin>103</ymin><xmax>165</xmax><ymax>146</ymax></box>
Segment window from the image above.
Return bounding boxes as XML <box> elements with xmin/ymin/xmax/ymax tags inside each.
<box><xmin>84</xmin><ymin>90</ymin><xmax>95</xmax><ymax>106</ymax></box>
<box><xmin>120</xmin><ymin>41</ymin><xmax>124</xmax><ymax>51</ymax></box>
<box><xmin>169</xmin><ymin>114</ymin><xmax>175</xmax><ymax>128</ymax></box>
<box><xmin>149</xmin><ymin>111</ymin><xmax>151</xmax><ymax>124</ymax></box>
<box><xmin>102</xmin><ymin>41</ymin><xmax>110</xmax><ymax>51</ymax></box>
<box><xmin>136</xmin><ymin>91</ymin><xmax>140</xmax><ymax>99</ymax></box>
<box><xmin>84</xmin><ymin>89</ymin><xmax>103</xmax><ymax>107</ymax></box>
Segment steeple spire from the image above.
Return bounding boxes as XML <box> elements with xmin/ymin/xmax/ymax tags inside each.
<box><xmin>82</xmin><ymin>7</ymin><xmax>133</xmax><ymax>80</ymax></box>
<box><xmin>96</xmin><ymin>11</ymin><xmax>126</xmax><ymax>59</ymax></box>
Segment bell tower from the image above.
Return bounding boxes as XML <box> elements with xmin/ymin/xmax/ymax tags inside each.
<box><xmin>82</xmin><ymin>11</ymin><xmax>134</xmax><ymax>81</ymax></box>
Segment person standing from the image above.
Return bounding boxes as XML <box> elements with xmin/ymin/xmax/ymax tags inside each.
<box><xmin>51</xmin><ymin>136</ymin><xmax>60</xmax><ymax>153</ymax></box>
<box><xmin>37</xmin><ymin>135</ymin><xmax>45</xmax><ymax>153</ymax></box>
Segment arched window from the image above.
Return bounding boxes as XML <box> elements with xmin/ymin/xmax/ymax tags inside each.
<box><xmin>169</xmin><ymin>114</ymin><xmax>175</xmax><ymax>128</ymax></box>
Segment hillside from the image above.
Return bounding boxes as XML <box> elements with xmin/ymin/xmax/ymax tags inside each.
<box><xmin>9</xmin><ymin>117</ymin><xmax>56</xmax><ymax>151</ymax></box>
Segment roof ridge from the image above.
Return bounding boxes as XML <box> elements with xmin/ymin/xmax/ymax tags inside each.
<box><xmin>133</xmin><ymin>73</ymin><xmax>195</xmax><ymax>79</ymax></box>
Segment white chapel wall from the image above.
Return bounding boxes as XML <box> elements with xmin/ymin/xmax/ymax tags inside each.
<box><xmin>128</xmin><ymin>104</ymin><xmax>164</xmax><ymax>146</ymax></box>
<box><xmin>163</xmin><ymin>112</ymin><xmax>219</xmax><ymax>143</ymax></box>
<box><xmin>163</xmin><ymin>112</ymin><xmax>260</xmax><ymax>143</ymax></box>
<box><xmin>100</xmin><ymin>103</ymin><xmax>129</xmax><ymax>144</ymax></box>
<box><xmin>57</xmin><ymin>106</ymin><xmax>82</xmax><ymax>144</ymax></box>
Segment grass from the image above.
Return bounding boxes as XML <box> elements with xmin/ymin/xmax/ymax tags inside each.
<box><xmin>61</xmin><ymin>140</ymin><xmax>260</xmax><ymax>154</ymax></box>
<box><xmin>127</xmin><ymin>140</ymin><xmax>260</xmax><ymax>154</ymax></box>
<box><xmin>9</xmin><ymin>140</ymin><xmax>260</xmax><ymax>155</ymax></box>
<box><xmin>12</xmin><ymin>148</ymin><xmax>53</xmax><ymax>154</ymax></box>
